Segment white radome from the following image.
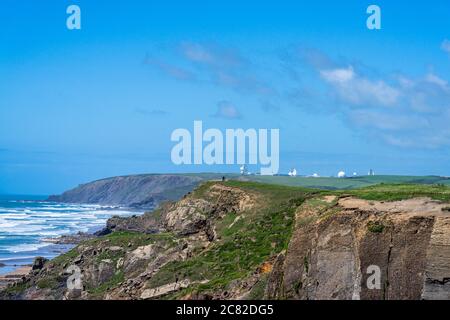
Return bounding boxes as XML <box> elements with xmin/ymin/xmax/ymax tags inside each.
<box><xmin>338</xmin><ymin>171</ymin><xmax>346</xmax><ymax>178</ymax></box>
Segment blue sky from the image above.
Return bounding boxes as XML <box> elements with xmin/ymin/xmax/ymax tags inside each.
<box><xmin>1</xmin><ymin>0</ymin><xmax>450</xmax><ymax>194</ymax></box>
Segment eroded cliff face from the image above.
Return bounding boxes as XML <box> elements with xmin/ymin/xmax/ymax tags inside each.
<box><xmin>1</xmin><ymin>183</ymin><xmax>262</xmax><ymax>300</ymax></box>
<box><xmin>2</xmin><ymin>182</ymin><xmax>450</xmax><ymax>300</ymax></box>
<box><xmin>268</xmin><ymin>196</ymin><xmax>450</xmax><ymax>300</ymax></box>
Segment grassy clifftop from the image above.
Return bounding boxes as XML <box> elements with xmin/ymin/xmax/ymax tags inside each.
<box><xmin>3</xmin><ymin>180</ymin><xmax>450</xmax><ymax>300</ymax></box>
<box><xmin>47</xmin><ymin>173</ymin><xmax>450</xmax><ymax>210</ymax></box>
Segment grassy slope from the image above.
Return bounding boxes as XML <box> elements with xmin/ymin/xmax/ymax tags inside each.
<box><xmin>148</xmin><ymin>180</ymin><xmax>450</xmax><ymax>299</ymax></box>
<box><xmin>146</xmin><ymin>181</ymin><xmax>318</xmax><ymax>299</ymax></box>
<box><xmin>244</xmin><ymin>175</ymin><xmax>450</xmax><ymax>190</ymax></box>
<box><xmin>5</xmin><ymin>178</ymin><xmax>450</xmax><ymax>299</ymax></box>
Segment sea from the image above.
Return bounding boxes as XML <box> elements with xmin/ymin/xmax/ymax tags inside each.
<box><xmin>0</xmin><ymin>194</ymin><xmax>140</xmax><ymax>275</ymax></box>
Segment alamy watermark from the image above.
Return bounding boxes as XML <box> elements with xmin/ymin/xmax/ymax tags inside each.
<box><xmin>366</xmin><ymin>5</ymin><xmax>381</xmax><ymax>30</ymax></box>
<box><xmin>66</xmin><ymin>5</ymin><xmax>81</xmax><ymax>30</ymax></box>
<box><xmin>366</xmin><ymin>265</ymin><xmax>381</xmax><ymax>290</ymax></box>
<box><xmin>171</xmin><ymin>121</ymin><xmax>280</xmax><ymax>175</ymax></box>
<box><xmin>65</xmin><ymin>5</ymin><xmax>380</xmax><ymax>31</ymax></box>
<box><xmin>66</xmin><ymin>265</ymin><xmax>83</xmax><ymax>290</ymax></box>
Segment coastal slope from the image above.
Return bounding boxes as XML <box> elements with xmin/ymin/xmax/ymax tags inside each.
<box><xmin>47</xmin><ymin>174</ymin><xmax>450</xmax><ymax>210</ymax></box>
<box><xmin>3</xmin><ymin>181</ymin><xmax>450</xmax><ymax>300</ymax></box>
<box><xmin>47</xmin><ymin>174</ymin><xmax>209</xmax><ymax>209</ymax></box>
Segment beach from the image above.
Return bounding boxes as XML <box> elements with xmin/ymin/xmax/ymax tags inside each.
<box><xmin>0</xmin><ymin>266</ymin><xmax>31</xmax><ymax>290</ymax></box>
<box><xmin>0</xmin><ymin>195</ymin><xmax>140</xmax><ymax>279</ymax></box>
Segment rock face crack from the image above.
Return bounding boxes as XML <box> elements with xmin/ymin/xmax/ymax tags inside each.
<box><xmin>383</xmin><ymin>231</ymin><xmax>393</xmax><ymax>300</ymax></box>
<box><xmin>421</xmin><ymin>217</ymin><xmax>450</xmax><ymax>300</ymax></box>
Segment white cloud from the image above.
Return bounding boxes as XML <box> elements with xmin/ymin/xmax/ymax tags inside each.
<box><xmin>310</xmin><ymin>52</ymin><xmax>450</xmax><ymax>148</ymax></box>
<box><xmin>425</xmin><ymin>73</ymin><xmax>449</xmax><ymax>90</ymax></box>
<box><xmin>320</xmin><ymin>66</ymin><xmax>355</xmax><ymax>83</ymax></box>
<box><xmin>320</xmin><ymin>66</ymin><xmax>400</xmax><ymax>107</ymax></box>
<box><xmin>441</xmin><ymin>39</ymin><xmax>450</xmax><ymax>55</ymax></box>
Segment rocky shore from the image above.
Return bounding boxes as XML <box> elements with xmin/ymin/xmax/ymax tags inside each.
<box><xmin>42</xmin><ymin>232</ymin><xmax>96</xmax><ymax>245</ymax></box>
<box><xmin>0</xmin><ymin>267</ymin><xmax>31</xmax><ymax>290</ymax></box>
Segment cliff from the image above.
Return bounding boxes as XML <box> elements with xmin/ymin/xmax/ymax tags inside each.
<box><xmin>3</xmin><ymin>181</ymin><xmax>450</xmax><ymax>300</ymax></box>
<box><xmin>47</xmin><ymin>174</ymin><xmax>210</xmax><ymax>209</ymax></box>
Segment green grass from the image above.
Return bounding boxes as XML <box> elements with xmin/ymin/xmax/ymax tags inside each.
<box><xmin>245</xmin><ymin>175</ymin><xmax>450</xmax><ymax>190</ymax></box>
<box><xmin>141</xmin><ymin>180</ymin><xmax>450</xmax><ymax>298</ymax></box>
<box><xmin>36</xmin><ymin>278</ymin><xmax>59</xmax><ymax>290</ymax></box>
<box><xmin>246</xmin><ymin>274</ymin><xmax>269</xmax><ymax>300</ymax></box>
<box><xmin>88</xmin><ymin>271</ymin><xmax>125</xmax><ymax>297</ymax></box>
<box><xmin>2</xmin><ymin>281</ymin><xmax>31</xmax><ymax>295</ymax></box>
<box><xmin>342</xmin><ymin>183</ymin><xmax>450</xmax><ymax>202</ymax></box>
<box><xmin>146</xmin><ymin>181</ymin><xmax>311</xmax><ymax>298</ymax></box>
<box><xmin>7</xmin><ymin>177</ymin><xmax>450</xmax><ymax>299</ymax></box>
<box><xmin>52</xmin><ymin>247</ymin><xmax>79</xmax><ymax>265</ymax></box>
<box><xmin>85</xmin><ymin>231</ymin><xmax>176</xmax><ymax>250</ymax></box>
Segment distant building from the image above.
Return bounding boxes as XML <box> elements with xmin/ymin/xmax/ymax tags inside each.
<box><xmin>288</xmin><ymin>168</ymin><xmax>297</xmax><ymax>177</ymax></box>
<box><xmin>338</xmin><ymin>171</ymin><xmax>346</xmax><ymax>178</ymax></box>
<box><xmin>368</xmin><ymin>169</ymin><xmax>375</xmax><ymax>176</ymax></box>
<box><xmin>312</xmin><ymin>173</ymin><xmax>320</xmax><ymax>178</ymax></box>
<box><xmin>240</xmin><ymin>165</ymin><xmax>248</xmax><ymax>175</ymax></box>
<box><xmin>353</xmin><ymin>172</ymin><xmax>358</xmax><ymax>177</ymax></box>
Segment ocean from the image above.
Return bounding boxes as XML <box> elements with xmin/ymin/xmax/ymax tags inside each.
<box><xmin>0</xmin><ymin>194</ymin><xmax>139</xmax><ymax>275</ymax></box>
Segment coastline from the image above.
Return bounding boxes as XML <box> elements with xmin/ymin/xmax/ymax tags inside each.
<box><xmin>0</xmin><ymin>194</ymin><xmax>145</xmax><ymax>283</ymax></box>
<box><xmin>0</xmin><ymin>266</ymin><xmax>31</xmax><ymax>290</ymax></box>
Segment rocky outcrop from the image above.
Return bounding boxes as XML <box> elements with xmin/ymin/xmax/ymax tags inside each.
<box><xmin>3</xmin><ymin>183</ymin><xmax>450</xmax><ymax>300</ymax></box>
<box><xmin>421</xmin><ymin>217</ymin><xmax>450</xmax><ymax>299</ymax></box>
<box><xmin>32</xmin><ymin>257</ymin><xmax>48</xmax><ymax>271</ymax></box>
<box><xmin>269</xmin><ymin>196</ymin><xmax>450</xmax><ymax>300</ymax></box>
<box><xmin>1</xmin><ymin>182</ymin><xmax>257</xmax><ymax>300</ymax></box>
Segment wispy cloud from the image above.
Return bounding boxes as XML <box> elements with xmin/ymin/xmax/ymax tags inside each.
<box><xmin>144</xmin><ymin>41</ymin><xmax>450</xmax><ymax>149</ymax></box>
<box><xmin>145</xmin><ymin>42</ymin><xmax>277</xmax><ymax>98</ymax></box>
<box><xmin>211</xmin><ymin>101</ymin><xmax>242</xmax><ymax>119</ymax></box>
<box><xmin>261</xmin><ymin>101</ymin><xmax>281</xmax><ymax>113</ymax></box>
<box><xmin>301</xmin><ymin>48</ymin><xmax>450</xmax><ymax>148</ymax></box>
<box><xmin>143</xmin><ymin>54</ymin><xmax>196</xmax><ymax>81</ymax></box>
<box><xmin>134</xmin><ymin>108</ymin><xmax>169</xmax><ymax>116</ymax></box>
<box><xmin>320</xmin><ymin>66</ymin><xmax>401</xmax><ymax>107</ymax></box>
<box><xmin>441</xmin><ymin>39</ymin><xmax>450</xmax><ymax>55</ymax></box>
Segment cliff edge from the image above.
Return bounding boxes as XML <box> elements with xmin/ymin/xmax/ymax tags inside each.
<box><xmin>3</xmin><ymin>182</ymin><xmax>450</xmax><ymax>300</ymax></box>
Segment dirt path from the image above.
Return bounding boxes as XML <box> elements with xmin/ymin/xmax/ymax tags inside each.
<box><xmin>338</xmin><ymin>197</ymin><xmax>450</xmax><ymax>217</ymax></box>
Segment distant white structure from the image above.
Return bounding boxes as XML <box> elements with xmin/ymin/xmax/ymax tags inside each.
<box><xmin>240</xmin><ymin>165</ymin><xmax>248</xmax><ymax>175</ymax></box>
<box><xmin>338</xmin><ymin>171</ymin><xmax>346</xmax><ymax>178</ymax></box>
<box><xmin>288</xmin><ymin>168</ymin><xmax>297</xmax><ymax>177</ymax></box>
<box><xmin>312</xmin><ymin>173</ymin><xmax>320</xmax><ymax>178</ymax></box>
<box><xmin>353</xmin><ymin>172</ymin><xmax>358</xmax><ymax>177</ymax></box>
<box><xmin>368</xmin><ymin>169</ymin><xmax>375</xmax><ymax>176</ymax></box>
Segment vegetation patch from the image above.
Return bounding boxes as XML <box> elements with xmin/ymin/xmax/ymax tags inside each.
<box><xmin>146</xmin><ymin>181</ymin><xmax>312</xmax><ymax>297</ymax></box>
<box><xmin>246</xmin><ymin>274</ymin><xmax>269</xmax><ymax>300</ymax></box>
<box><xmin>344</xmin><ymin>184</ymin><xmax>450</xmax><ymax>202</ymax></box>
<box><xmin>367</xmin><ymin>221</ymin><xmax>385</xmax><ymax>233</ymax></box>
<box><xmin>36</xmin><ymin>277</ymin><xmax>59</xmax><ymax>290</ymax></box>
<box><xmin>88</xmin><ymin>271</ymin><xmax>125</xmax><ymax>297</ymax></box>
